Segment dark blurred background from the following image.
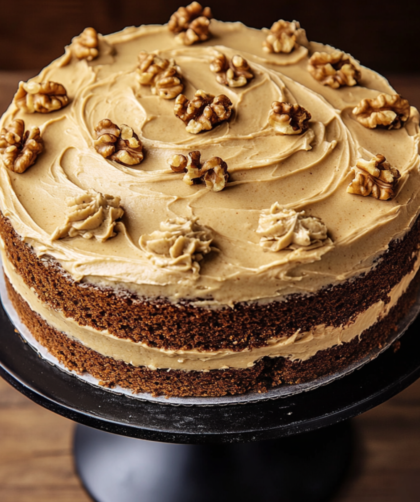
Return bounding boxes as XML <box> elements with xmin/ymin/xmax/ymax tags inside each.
<box><xmin>1</xmin><ymin>2</ymin><xmax>420</xmax><ymax>502</ymax></box>
<box><xmin>1</xmin><ymin>0</ymin><xmax>420</xmax><ymax>74</ymax></box>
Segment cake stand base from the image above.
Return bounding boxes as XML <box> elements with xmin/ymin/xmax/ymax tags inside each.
<box><xmin>74</xmin><ymin>420</ymin><xmax>353</xmax><ymax>502</ymax></box>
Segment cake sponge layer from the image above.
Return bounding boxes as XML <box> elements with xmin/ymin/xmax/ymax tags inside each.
<box><xmin>1</xmin><ymin>212</ymin><xmax>420</xmax><ymax>353</ymax></box>
<box><xmin>5</xmin><ymin>270</ymin><xmax>418</xmax><ymax>397</ymax></box>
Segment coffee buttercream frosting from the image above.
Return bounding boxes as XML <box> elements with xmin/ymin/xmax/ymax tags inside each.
<box><xmin>1</xmin><ymin>20</ymin><xmax>420</xmax><ymax>307</ymax></box>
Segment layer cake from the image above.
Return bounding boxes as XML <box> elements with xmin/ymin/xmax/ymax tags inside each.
<box><xmin>1</xmin><ymin>4</ymin><xmax>419</xmax><ymax>397</ymax></box>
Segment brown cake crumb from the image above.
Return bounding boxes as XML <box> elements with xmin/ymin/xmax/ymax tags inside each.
<box><xmin>5</xmin><ymin>270</ymin><xmax>418</xmax><ymax>397</ymax></box>
<box><xmin>1</xmin><ymin>211</ymin><xmax>420</xmax><ymax>354</ymax></box>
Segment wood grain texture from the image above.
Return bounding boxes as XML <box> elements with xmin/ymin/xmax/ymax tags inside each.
<box><xmin>1</xmin><ymin>376</ymin><xmax>420</xmax><ymax>501</ymax></box>
<box><xmin>1</xmin><ymin>0</ymin><xmax>420</xmax><ymax>73</ymax></box>
<box><xmin>1</xmin><ymin>74</ymin><xmax>420</xmax><ymax>502</ymax></box>
<box><xmin>0</xmin><ymin>377</ymin><xmax>90</xmax><ymax>502</ymax></box>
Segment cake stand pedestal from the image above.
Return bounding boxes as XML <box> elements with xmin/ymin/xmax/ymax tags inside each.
<box><xmin>1</xmin><ymin>304</ymin><xmax>420</xmax><ymax>501</ymax></box>
<box><xmin>73</xmin><ymin>420</ymin><xmax>353</xmax><ymax>502</ymax></box>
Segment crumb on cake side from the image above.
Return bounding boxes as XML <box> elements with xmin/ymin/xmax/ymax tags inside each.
<box><xmin>4</xmin><ymin>268</ymin><xmax>419</xmax><ymax>397</ymax></box>
<box><xmin>1</xmin><ymin>212</ymin><xmax>420</xmax><ymax>352</ymax></box>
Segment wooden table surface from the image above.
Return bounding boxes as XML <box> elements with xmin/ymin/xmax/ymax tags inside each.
<box><xmin>1</xmin><ymin>72</ymin><xmax>420</xmax><ymax>502</ymax></box>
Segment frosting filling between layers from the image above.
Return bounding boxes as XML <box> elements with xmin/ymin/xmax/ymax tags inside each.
<box><xmin>0</xmin><ymin>21</ymin><xmax>419</xmax><ymax>306</ymax></box>
<box><xmin>3</xmin><ymin>251</ymin><xmax>419</xmax><ymax>371</ymax></box>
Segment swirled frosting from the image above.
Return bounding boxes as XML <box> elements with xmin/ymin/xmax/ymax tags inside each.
<box><xmin>0</xmin><ymin>21</ymin><xmax>419</xmax><ymax>306</ymax></box>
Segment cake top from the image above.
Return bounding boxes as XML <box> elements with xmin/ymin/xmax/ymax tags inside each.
<box><xmin>1</xmin><ymin>7</ymin><xmax>419</xmax><ymax>306</ymax></box>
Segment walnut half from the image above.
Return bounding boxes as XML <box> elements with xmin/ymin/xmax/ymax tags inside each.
<box><xmin>210</xmin><ymin>52</ymin><xmax>254</xmax><ymax>88</ymax></box>
<box><xmin>262</xmin><ymin>20</ymin><xmax>301</xmax><ymax>54</ymax></box>
<box><xmin>168</xmin><ymin>151</ymin><xmax>229</xmax><ymax>191</ymax></box>
<box><xmin>201</xmin><ymin>156</ymin><xmax>229</xmax><ymax>191</ymax></box>
<box><xmin>154</xmin><ymin>67</ymin><xmax>184</xmax><ymax>100</ymax></box>
<box><xmin>137</xmin><ymin>52</ymin><xmax>184</xmax><ymax>99</ymax></box>
<box><xmin>269</xmin><ymin>102</ymin><xmax>311</xmax><ymax>135</ymax></box>
<box><xmin>72</xmin><ymin>27</ymin><xmax>99</xmax><ymax>61</ymax></box>
<box><xmin>0</xmin><ymin>119</ymin><xmax>43</xmax><ymax>173</ymax></box>
<box><xmin>353</xmin><ymin>93</ymin><xmax>410</xmax><ymax>130</ymax></box>
<box><xmin>308</xmin><ymin>50</ymin><xmax>361</xmax><ymax>89</ymax></box>
<box><xmin>347</xmin><ymin>154</ymin><xmax>400</xmax><ymax>201</ymax></box>
<box><xmin>94</xmin><ymin>119</ymin><xmax>144</xmax><ymax>166</ymax></box>
<box><xmin>14</xmin><ymin>81</ymin><xmax>69</xmax><ymax>114</ymax></box>
<box><xmin>168</xmin><ymin>2</ymin><xmax>212</xmax><ymax>45</ymax></box>
<box><xmin>174</xmin><ymin>90</ymin><xmax>233</xmax><ymax>134</ymax></box>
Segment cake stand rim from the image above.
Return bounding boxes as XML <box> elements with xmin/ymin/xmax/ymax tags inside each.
<box><xmin>1</xmin><ymin>297</ymin><xmax>420</xmax><ymax>443</ymax></box>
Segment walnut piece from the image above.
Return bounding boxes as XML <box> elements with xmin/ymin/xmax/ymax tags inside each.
<box><xmin>51</xmin><ymin>190</ymin><xmax>124</xmax><ymax>242</ymax></box>
<box><xmin>72</xmin><ymin>27</ymin><xmax>99</xmax><ymax>61</ymax></box>
<box><xmin>168</xmin><ymin>1</ymin><xmax>212</xmax><ymax>32</ymax></box>
<box><xmin>257</xmin><ymin>203</ymin><xmax>330</xmax><ymax>252</ymax></box>
<box><xmin>94</xmin><ymin>119</ymin><xmax>144</xmax><ymax>166</ymax></box>
<box><xmin>210</xmin><ymin>52</ymin><xmax>254</xmax><ymax>88</ymax></box>
<box><xmin>14</xmin><ymin>81</ymin><xmax>69</xmax><ymax>114</ymax></box>
<box><xmin>168</xmin><ymin>2</ymin><xmax>212</xmax><ymax>45</ymax></box>
<box><xmin>347</xmin><ymin>154</ymin><xmax>400</xmax><ymax>200</ymax></box>
<box><xmin>168</xmin><ymin>153</ymin><xmax>188</xmax><ymax>173</ymax></box>
<box><xmin>0</xmin><ymin>119</ymin><xmax>43</xmax><ymax>173</ymax></box>
<box><xmin>352</xmin><ymin>93</ymin><xmax>410</xmax><ymax>130</ymax></box>
<box><xmin>174</xmin><ymin>90</ymin><xmax>233</xmax><ymax>134</ymax></box>
<box><xmin>177</xmin><ymin>17</ymin><xmax>210</xmax><ymax>45</ymax></box>
<box><xmin>308</xmin><ymin>50</ymin><xmax>361</xmax><ymax>89</ymax></box>
<box><xmin>201</xmin><ymin>157</ymin><xmax>229</xmax><ymax>191</ymax></box>
<box><xmin>269</xmin><ymin>102</ymin><xmax>311</xmax><ymax>135</ymax></box>
<box><xmin>137</xmin><ymin>52</ymin><xmax>169</xmax><ymax>84</ymax></box>
<box><xmin>263</xmin><ymin>20</ymin><xmax>301</xmax><ymax>54</ymax></box>
<box><xmin>137</xmin><ymin>52</ymin><xmax>184</xmax><ymax>100</ymax></box>
<box><xmin>180</xmin><ymin>151</ymin><xmax>203</xmax><ymax>185</ymax></box>
<box><xmin>154</xmin><ymin>67</ymin><xmax>184</xmax><ymax>100</ymax></box>
<box><xmin>139</xmin><ymin>216</ymin><xmax>213</xmax><ymax>273</ymax></box>
<box><xmin>168</xmin><ymin>151</ymin><xmax>229</xmax><ymax>191</ymax></box>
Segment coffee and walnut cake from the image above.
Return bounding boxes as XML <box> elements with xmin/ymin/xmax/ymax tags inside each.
<box><xmin>1</xmin><ymin>3</ymin><xmax>420</xmax><ymax>397</ymax></box>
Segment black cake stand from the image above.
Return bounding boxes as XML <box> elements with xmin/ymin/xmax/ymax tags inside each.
<box><xmin>1</xmin><ymin>300</ymin><xmax>420</xmax><ymax>502</ymax></box>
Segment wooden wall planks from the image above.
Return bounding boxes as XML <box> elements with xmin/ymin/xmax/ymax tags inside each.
<box><xmin>1</xmin><ymin>0</ymin><xmax>420</xmax><ymax>73</ymax></box>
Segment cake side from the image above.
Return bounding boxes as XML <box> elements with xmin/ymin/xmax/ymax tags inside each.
<box><xmin>1</xmin><ymin>211</ymin><xmax>420</xmax><ymax>353</ymax></box>
<box><xmin>3</xmin><ymin>237</ymin><xmax>419</xmax><ymax>371</ymax></box>
<box><xmin>5</xmin><ymin>269</ymin><xmax>419</xmax><ymax>397</ymax></box>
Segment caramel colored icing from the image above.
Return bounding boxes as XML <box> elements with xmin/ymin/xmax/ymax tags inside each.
<box><xmin>3</xmin><ymin>250</ymin><xmax>418</xmax><ymax>370</ymax></box>
<box><xmin>0</xmin><ymin>21</ymin><xmax>419</xmax><ymax>306</ymax></box>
